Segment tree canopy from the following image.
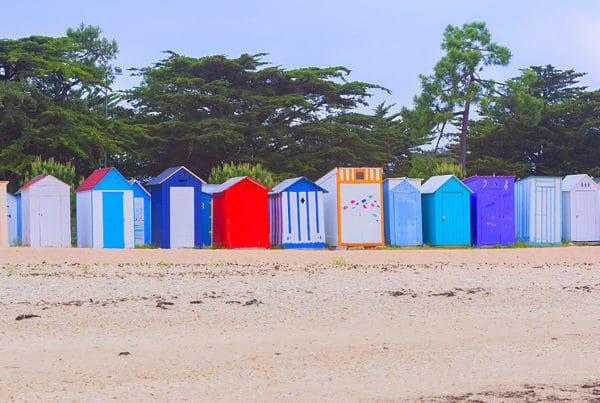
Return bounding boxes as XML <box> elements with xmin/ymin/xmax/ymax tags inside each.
<box><xmin>0</xmin><ymin>24</ymin><xmax>598</xmax><ymax>187</ymax></box>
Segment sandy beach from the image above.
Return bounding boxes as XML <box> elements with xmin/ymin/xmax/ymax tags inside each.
<box><xmin>1</xmin><ymin>246</ymin><xmax>600</xmax><ymax>401</ymax></box>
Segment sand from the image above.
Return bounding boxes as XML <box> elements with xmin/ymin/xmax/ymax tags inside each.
<box><xmin>1</xmin><ymin>246</ymin><xmax>600</xmax><ymax>402</ymax></box>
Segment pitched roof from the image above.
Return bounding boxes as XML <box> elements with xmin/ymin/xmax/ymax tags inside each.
<box><xmin>146</xmin><ymin>166</ymin><xmax>206</xmax><ymax>186</ymax></box>
<box><xmin>421</xmin><ymin>175</ymin><xmax>472</xmax><ymax>194</ymax></box>
<box><xmin>18</xmin><ymin>175</ymin><xmax>48</xmax><ymax>192</ymax></box>
<box><xmin>212</xmin><ymin>176</ymin><xmax>271</xmax><ymax>194</ymax></box>
<box><xmin>129</xmin><ymin>179</ymin><xmax>150</xmax><ymax>197</ymax></box>
<box><xmin>202</xmin><ymin>184</ymin><xmax>220</xmax><ymax>195</ymax></box>
<box><xmin>562</xmin><ymin>174</ymin><xmax>596</xmax><ymax>191</ymax></box>
<box><xmin>76</xmin><ymin>167</ymin><xmax>112</xmax><ymax>192</ymax></box>
<box><xmin>270</xmin><ymin>177</ymin><xmax>327</xmax><ymax>194</ymax></box>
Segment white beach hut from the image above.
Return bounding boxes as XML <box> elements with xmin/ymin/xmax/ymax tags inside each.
<box><xmin>562</xmin><ymin>174</ymin><xmax>600</xmax><ymax>242</ymax></box>
<box><xmin>18</xmin><ymin>175</ymin><xmax>71</xmax><ymax>247</ymax></box>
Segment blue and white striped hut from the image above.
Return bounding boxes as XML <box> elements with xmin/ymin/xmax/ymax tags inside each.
<box><xmin>515</xmin><ymin>176</ymin><xmax>562</xmax><ymax>245</ymax></box>
<box><xmin>269</xmin><ymin>177</ymin><xmax>327</xmax><ymax>248</ymax></box>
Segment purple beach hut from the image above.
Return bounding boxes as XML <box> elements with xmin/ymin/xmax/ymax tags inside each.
<box><xmin>463</xmin><ymin>176</ymin><xmax>515</xmax><ymax>246</ymax></box>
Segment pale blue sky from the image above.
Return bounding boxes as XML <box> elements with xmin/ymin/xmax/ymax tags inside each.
<box><xmin>3</xmin><ymin>1</ymin><xmax>599</xmax><ymax>111</ymax></box>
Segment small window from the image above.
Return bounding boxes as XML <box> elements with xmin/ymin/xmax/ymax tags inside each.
<box><xmin>300</xmin><ymin>197</ymin><xmax>305</xmax><ymax>204</ymax></box>
<box><xmin>355</xmin><ymin>170</ymin><xmax>365</xmax><ymax>180</ymax></box>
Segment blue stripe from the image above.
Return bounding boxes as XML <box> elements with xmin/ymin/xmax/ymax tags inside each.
<box><xmin>315</xmin><ymin>191</ymin><xmax>320</xmax><ymax>233</ymax></box>
<box><xmin>296</xmin><ymin>192</ymin><xmax>302</xmax><ymax>241</ymax></box>
<box><xmin>286</xmin><ymin>192</ymin><xmax>292</xmax><ymax>235</ymax></box>
<box><xmin>305</xmin><ymin>191</ymin><xmax>310</xmax><ymax>241</ymax></box>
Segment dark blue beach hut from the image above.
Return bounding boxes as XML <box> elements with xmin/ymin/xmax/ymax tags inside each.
<box><xmin>147</xmin><ymin>166</ymin><xmax>205</xmax><ymax>249</ymax></box>
<box><xmin>130</xmin><ymin>180</ymin><xmax>151</xmax><ymax>246</ymax></box>
<box><xmin>383</xmin><ymin>178</ymin><xmax>423</xmax><ymax>246</ymax></box>
<box><xmin>463</xmin><ymin>176</ymin><xmax>515</xmax><ymax>246</ymax></box>
<box><xmin>421</xmin><ymin>175</ymin><xmax>471</xmax><ymax>246</ymax></box>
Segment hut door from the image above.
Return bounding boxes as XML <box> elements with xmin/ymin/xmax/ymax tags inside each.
<box><xmin>169</xmin><ymin>187</ymin><xmax>195</xmax><ymax>248</ymax></box>
<box><xmin>102</xmin><ymin>192</ymin><xmax>125</xmax><ymax>248</ymax></box>
<box><xmin>574</xmin><ymin>190</ymin><xmax>599</xmax><ymax>241</ymax></box>
<box><xmin>340</xmin><ymin>183</ymin><xmax>382</xmax><ymax>245</ymax></box>
<box><xmin>441</xmin><ymin>192</ymin><xmax>465</xmax><ymax>244</ymax></box>
<box><xmin>36</xmin><ymin>195</ymin><xmax>63</xmax><ymax>247</ymax></box>
<box><xmin>482</xmin><ymin>190</ymin><xmax>501</xmax><ymax>246</ymax></box>
<box><xmin>394</xmin><ymin>191</ymin><xmax>418</xmax><ymax>245</ymax></box>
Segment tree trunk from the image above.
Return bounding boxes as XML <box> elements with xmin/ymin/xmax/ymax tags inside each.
<box><xmin>460</xmin><ymin>102</ymin><xmax>470</xmax><ymax>177</ymax></box>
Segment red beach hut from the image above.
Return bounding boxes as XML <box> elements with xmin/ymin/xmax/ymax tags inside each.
<box><xmin>211</xmin><ymin>176</ymin><xmax>271</xmax><ymax>248</ymax></box>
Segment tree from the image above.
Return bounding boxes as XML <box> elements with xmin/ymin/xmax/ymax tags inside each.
<box><xmin>408</xmin><ymin>152</ymin><xmax>463</xmax><ymax>180</ymax></box>
<box><xmin>468</xmin><ymin>65</ymin><xmax>600</xmax><ymax>176</ymax></box>
<box><xmin>208</xmin><ymin>162</ymin><xmax>276</xmax><ymax>188</ymax></box>
<box><xmin>125</xmin><ymin>53</ymin><xmax>425</xmax><ymax>180</ymax></box>
<box><xmin>0</xmin><ymin>25</ymin><xmax>134</xmax><ymax>183</ymax></box>
<box><xmin>406</xmin><ymin>22</ymin><xmax>511</xmax><ymax>176</ymax></box>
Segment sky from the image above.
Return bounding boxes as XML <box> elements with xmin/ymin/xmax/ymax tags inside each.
<box><xmin>2</xmin><ymin>0</ymin><xmax>600</xmax><ymax>113</ymax></box>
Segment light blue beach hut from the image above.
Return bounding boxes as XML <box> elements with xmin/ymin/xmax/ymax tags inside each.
<box><xmin>76</xmin><ymin>167</ymin><xmax>134</xmax><ymax>248</ymax></box>
<box><xmin>383</xmin><ymin>178</ymin><xmax>422</xmax><ymax>246</ymax></box>
<box><xmin>129</xmin><ymin>180</ymin><xmax>151</xmax><ymax>246</ymax></box>
<box><xmin>421</xmin><ymin>175</ymin><xmax>471</xmax><ymax>246</ymax></box>
<box><xmin>269</xmin><ymin>177</ymin><xmax>327</xmax><ymax>248</ymax></box>
<box><xmin>6</xmin><ymin>192</ymin><xmax>19</xmax><ymax>246</ymax></box>
<box><xmin>515</xmin><ymin>176</ymin><xmax>562</xmax><ymax>245</ymax></box>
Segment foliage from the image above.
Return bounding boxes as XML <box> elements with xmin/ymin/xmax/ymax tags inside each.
<box><xmin>0</xmin><ymin>25</ymin><xmax>144</xmax><ymax>185</ymax></box>
<box><xmin>208</xmin><ymin>162</ymin><xmax>276</xmax><ymax>188</ymax></box>
<box><xmin>408</xmin><ymin>153</ymin><xmax>463</xmax><ymax>180</ymax></box>
<box><xmin>404</xmin><ymin>22</ymin><xmax>512</xmax><ymax>176</ymax></box>
<box><xmin>125</xmin><ymin>53</ymin><xmax>428</xmax><ymax>180</ymax></box>
<box><xmin>469</xmin><ymin>65</ymin><xmax>600</xmax><ymax>176</ymax></box>
<box><xmin>22</xmin><ymin>156</ymin><xmax>81</xmax><ymax>188</ymax></box>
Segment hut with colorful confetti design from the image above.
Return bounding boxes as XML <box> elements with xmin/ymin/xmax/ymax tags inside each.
<box><xmin>316</xmin><ymin>167</ymin><xmax>384</xmax><ymax>247</ymax></box>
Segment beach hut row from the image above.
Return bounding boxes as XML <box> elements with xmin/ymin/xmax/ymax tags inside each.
<box><xmin>2</xmin><ymin>167</ymin><xmax>600</xmax><ymax>248</ymax></box>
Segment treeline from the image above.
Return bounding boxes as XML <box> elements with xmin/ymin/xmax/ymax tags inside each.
<box><xmin>1</xmin><ymin>23</ymin><xmax>599</xmax><ymax>192</ymax></box>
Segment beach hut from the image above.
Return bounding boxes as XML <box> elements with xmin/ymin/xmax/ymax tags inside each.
<box><xmin>382</xmin><ymin>178</ymin><xmax>423</xmax><ymax>246</ymax></box>
<box><xmin>561</xmin><ymin>174</ymin><xmax>600</xmax><ymax>242</ymax></box>
<box><xmin>269</xmin><ymin>177</ymin><xmax>327</xmax><ymax>248</ymax></box>
<box><xmin>515</xmin><ymin>176</ymin><xmax>562</xmax><ymax>245</ymax></box>
<box><xmin>6</xmin><ymin>193</ymin><xmax>19</xmax><ymax>246</ymax></box>
<box><xmin>129</xmin><ymin>180</ymin><xmax>151</xmax><ymax>246</ymax></box>
<box><xmin>316</xmin><ymin>167</ymin><xmax>384</xmax><ymax>247</ymax></box>
<box><xmin>147</xmin><ymin>166</ymin><xmax>205</xmax><ymax>249</ymax></box>
<box><xmin>463</xmin><ymin>176</ymin><xmax>516</xmax><ymax>246</ymax></box>
<box><xmin>76</xmin><ymin>167</ymin><xmax>134</xmax><ymax>248</ymax></box>
<box><xmin>18</xmin><ymin>175</ymin><xmax>71</xmax><ymax>247</ymax></box>
<box><xmin>421</xmin><ymin>175</ymin><xmax>471</xmax><ymax>246</ymax></box>
<box><xmin>0</xmin><ymin>181</ymin><xmax>8</xmax><ymax>247</ymax></box>
<box><xmin>212</xmin><ymin>176</ymin><xmax>270</xmax><ymax>248</ymax></box>
<box><xmin>200</xmin><ymin>184</ymin><xmax>219</xmax><ymax>247</ymax></box>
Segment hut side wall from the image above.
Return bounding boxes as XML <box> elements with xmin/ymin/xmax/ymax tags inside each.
<box><xmin>316</xmin><ymin>170</ymin><xmax>339</xmax><ymax>247</ymax></box>
<box><xmin>76</xmin><ymin>191</ymin><xmax>93</xmax><ymax>247</ymax></box>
